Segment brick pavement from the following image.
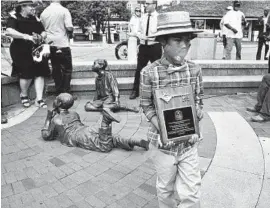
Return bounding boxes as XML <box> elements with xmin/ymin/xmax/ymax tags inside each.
<box><xmin>1</xmin><ymin>94</ymin><xmax>269</xmax><ymax>208</ymax></box>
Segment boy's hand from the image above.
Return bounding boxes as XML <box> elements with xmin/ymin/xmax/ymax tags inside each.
<box><xmin>196</xmin><ymin>106</ymin><xmax>204</xmax><ymax>121</ymax></box>
<box><xmin>188</xmin><ymin>134</ymin><xmax>201</xmax><ymax>145</ymax></box>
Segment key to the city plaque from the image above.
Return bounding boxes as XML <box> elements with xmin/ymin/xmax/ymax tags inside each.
<box><xmin>153</xmin><ymin>85</ymin><xmax>199</xmax><ymax>145</ymax></box>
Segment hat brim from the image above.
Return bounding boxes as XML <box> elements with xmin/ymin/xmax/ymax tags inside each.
<box><xmin>17</xmin><ymin>1</ymin><xmax>35</xmax><ymax>6</ymax></box>
<box><xmin>147</xmin><ymin>28</ymin><xmax>203</xmax><ymax>39</ymax></box>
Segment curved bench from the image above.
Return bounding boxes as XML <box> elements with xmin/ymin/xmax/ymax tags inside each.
<box><xmin>201</xmin><ymin>112</ymin><xmax>265</xmax><ymax>208</ymax></box>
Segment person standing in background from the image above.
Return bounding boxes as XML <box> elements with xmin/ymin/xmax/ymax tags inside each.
<box><xmin>220</xmin><ymin>6</ymin><xmax>233</xmax><ymax>59</ymax></box>
<box><xmin>224</xmin><ymin>0</ymin><xmax>248</xmax><ymax>60</ymax></box>
<box><xmin>128</xmin><ymin>5</ymin><xmax>141</xmax><ymax>36</ymax></box>
<box><xmin>129</xmin><ymin>0</ymin><xmax>162</xmax><ymax>100</ymax></box>
<box><xmin>256</xmin><ymin>9</ymin><xmax>269</xmax><ymax>60</ymax></box>
<box><xmin>40</xmin><ymin>0</ymin><xmax>74</xmax><ymax>96</ymax></box>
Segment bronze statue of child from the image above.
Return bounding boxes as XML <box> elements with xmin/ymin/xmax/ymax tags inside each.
<box><xmin>84</xmin><ymin>59</ymin><xmax>139</xmax><ymax>113</ymax></box>
<box><xmin>41</xmin><ymin>93</ymin><xmax>149</xmax><ymax>152</ymax></box>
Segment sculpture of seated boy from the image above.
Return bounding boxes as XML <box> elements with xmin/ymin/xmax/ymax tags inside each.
<box><xmin>41</xmin><ymin>93</ymin><xmax>149</xmax><ymax>152</ymax></box>
<box><xmin>84</xmin><ymin>59</ymin><xmax>139</xmax><ymax>113</ymax></box>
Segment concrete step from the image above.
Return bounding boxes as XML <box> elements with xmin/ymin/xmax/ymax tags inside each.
<box><xmin>71</xmin><ymin>60</ymin><xmax>268</xmax><ymax>78</ymax></box>
<box><xmin>46</xmin><ymin>75</ymin><xmax>263</xmax><ymax>95</ymax></box>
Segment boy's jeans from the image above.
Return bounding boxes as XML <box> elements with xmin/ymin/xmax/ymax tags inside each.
<box><xmin>225</xmin><ymin>38</ymin><xmax>242</xmax><ymax>60</ymax></box>
<box><xmin>151</xmin><ymin>145</ymin><xmax>201</xmax><ymax>208</ymax></box>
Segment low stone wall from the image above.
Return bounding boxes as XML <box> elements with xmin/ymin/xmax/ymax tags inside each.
<box><xmin>1</xmin><ymin>60</ymin><xmax>268</xmax><ymax>107</ymax></box>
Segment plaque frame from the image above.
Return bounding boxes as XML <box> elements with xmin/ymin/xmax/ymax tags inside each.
<box><xmin>153</xmin><ymin>85</ymin><xmax>199</xmax><ymax>145</ymax></box>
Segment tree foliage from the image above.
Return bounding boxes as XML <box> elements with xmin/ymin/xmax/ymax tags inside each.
<box><xmin>1</xmin><ymin>1</ymin><xmax>131</xmax><ymax>34</ymax></box>
<box><xmin>62</xmin><ymin>1</ymin><xmax>131</xmax><ymax>34</ymax></box>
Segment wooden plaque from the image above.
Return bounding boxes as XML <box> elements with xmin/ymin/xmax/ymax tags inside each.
<box><xmin>153</xmin><ymin>85</ymin><xmax>199</xmax><ymax>145</ymax></box>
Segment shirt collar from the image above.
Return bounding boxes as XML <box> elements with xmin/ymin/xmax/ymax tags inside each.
<box><xmin>51</xmin><ymin>2</ymin><xmax>61</xmax><ymax>6</ymax></box>
<box><xmin>160</xmin><ymin>56</ymin><xmax>187</xmax><ymax>67</ymax></box>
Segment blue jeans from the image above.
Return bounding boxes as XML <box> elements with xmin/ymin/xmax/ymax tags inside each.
<box><xmin>225</xmin><ymin>38</ymin><xmax>242</xmax><ymax>60</ymax></box>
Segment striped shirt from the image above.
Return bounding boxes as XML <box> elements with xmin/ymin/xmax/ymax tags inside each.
<box><xmin>140</xmin><ymin>57</ymin><xmax>204</xmax><ymax>155</ymax></box>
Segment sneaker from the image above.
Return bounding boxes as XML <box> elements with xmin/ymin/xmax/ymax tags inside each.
<box><xmin>246</xmin><ymin>107</ymin><xmax>259</xmax><ymax>113</ymax></box>
<box><xmin>251</xmin><ymin>115</ymin><xmax>269</xmax><ymax>122</ymax></box>
<box><xmin>102</xmin><ymin>108</ymin><xmax>121</xmax><ymax>123</ymax></box>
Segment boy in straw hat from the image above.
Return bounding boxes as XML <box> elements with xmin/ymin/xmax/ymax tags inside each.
<box><xmin>140</xmin><ymin>11</ymin><xmax>203</xmax><ymax>208</ymax></box>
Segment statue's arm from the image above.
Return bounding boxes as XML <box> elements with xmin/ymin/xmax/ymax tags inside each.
<box><xmin>41</xmin><ymin>110</ymin><xmax>57</xmax><ymax>141</ymax></box>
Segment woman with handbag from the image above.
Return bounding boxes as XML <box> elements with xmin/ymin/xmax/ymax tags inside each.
<box><xmin>6</xmin><ymin>0</ymin><xmax>50</xmax><ymax>108</ymax></box>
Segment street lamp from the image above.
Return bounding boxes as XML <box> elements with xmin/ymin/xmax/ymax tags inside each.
<box><xmin>107</xmin><ymin>8</ymin><xmax>112</xmax><ymax>44</ymax></box>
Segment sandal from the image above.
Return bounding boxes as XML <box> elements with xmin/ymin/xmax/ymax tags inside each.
<box><xmin>35</xmin><ymin>100</ymin><xmax>47</xmax><ymax>108</ymax></box>
<box><xmin>20</xmin><ymin>96</ymin><xmax>31</xmax><ymax>108</ymax></box>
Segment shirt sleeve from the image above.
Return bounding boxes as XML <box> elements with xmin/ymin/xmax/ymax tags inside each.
<box><xmin>41</xmin><ymin>117</ymin><xmax>57</xmax><ymax>141</ymax></box>
<box><xmin>195</xmin><ymin>66</ymin><xmax>204</xmax><ymax>107</ymax></box>
<box><xmin>64</xmin><ymin>9</ymin><xmax>73</xmax><ymax>28</ymax></box>
<box><xmin>223</xmin><ymin>12</ymin><xmax>230</xmax><ymax>25</ymax></box>
<box><xmin>6</xmin><ymin>16</ymin><xmax>17</xmax><ymax>30</ymax></box>
<box><xmin>107</xmin><ymin>73</ymin><xmax>119</xmax><ymax>98</ymax></box>
<box><xmin>140</xmin><ymin>68</ymin><xmax>156</xmax><ymax>120</ymax></box>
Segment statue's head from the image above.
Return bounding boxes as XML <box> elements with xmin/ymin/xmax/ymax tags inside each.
<box><xmin>92</xmin><ymin>59</ymin><xmax>108</xmax><ymax>74</ymax></box>
<box><xmin>53</xmin><ymin>93</ymin><xmax>74</xmax><ymax>110</ymax></box>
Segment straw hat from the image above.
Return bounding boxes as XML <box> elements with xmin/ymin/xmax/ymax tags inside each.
<box><xmin>148</xmin><ymin>11</ymin><xmax>203</xmax><ymax>38</ymax></box>
<box><xmin>17</xmin><ymin>0</ymin><xmax>35</xmax><ymax>6</ymax></box>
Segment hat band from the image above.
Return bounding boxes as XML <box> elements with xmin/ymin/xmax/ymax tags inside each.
<box><xmin>157</xmin><ymin>22</ymin><xmax>192</xmax><ymax>30</ymax></box>
<box><xmin>18</xmin><ymin>0</ymin><xmax>34</xmax><ymax>5</ymax></box>
<box><xmin>155</xmin><ymin>26</ymin><xmax>196</xmax><ymax>35</ymax></box>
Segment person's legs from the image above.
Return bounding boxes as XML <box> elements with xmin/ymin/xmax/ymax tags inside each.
<box><xmin>222</xmin><ymin>35</ymin><xmax>227</xmax><ymax>59</ymax></box>
<box><xmin>260</xmin><ymin>88</ymin><xmax>270</xmax><ymax>118</ymax></box>
<box><xmin>225</xmin><ymin>37</ymin><xmax>233</xmax><ymax>60</ymax></box>
<box><xmin>256</xmin><ymin>38</ymin><xmax>264</xmax><ymax>60</ymax></box>
<box><xmin>19</xmin><ymin>78</ymin><xmax>32</xmax><ymax>107</ymax></box>
<box><xmin>255</xmin><ymin>74</ymin><xmax>270</xmax><ymax>111</ymax></box>
<box><xmin>235</xmin><ymin>38</ymin><xmax>242</xmax><ymax>60</ymax></box>
<box><xmin>175</xmin><ymin>147</ymin><xmax>201</xmax><ymax>208</ymax></box>
<box><xmin>50</xmin><ymin>48</ymin><xmax>63</xmax><ymax>94</ymax></box>
<box><xmin>85</xmin><ymin>100</ymin><xmax>103</xmax><ymax>111</ymax></box>
<box><xmin>152</xmin><ymin>149</ymin><xmax>178</xmax><ymax>208</ymax></box>
<box><xmin>34</xmin><ymin>76</ymin><xmax>45</xmax><ymax>101</ymax></box>
<box><xmin>59</xmin><ymin>48</ymin><xmax>73</xmax><ymax>93</ymax></box>
<box><xmin>130</xmin><ymin>45</ymin><xmax>150</xmax><ymax>99</ymax></box>
<box><xmin>264</xmin><ymin>40</ymin><xmax>269</xmax><ymax>60</ymax></box>
<box><xmin>34</xmin><ymin>76</ymin><xmax>47</xmax><ymax>108</ymax></box>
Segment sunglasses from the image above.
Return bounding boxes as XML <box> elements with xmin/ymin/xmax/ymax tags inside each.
<box><xmin>135</xmin><ymin>10</ymin><xmax>141</xmax><ymax>12</ymax></box>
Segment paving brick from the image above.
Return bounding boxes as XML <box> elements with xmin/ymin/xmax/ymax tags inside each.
<box><xmin>51</xmin><ymin>180</ymin><xmax>67</xmax><ymax>194</ymax></box>
<box><xmin>49</xmin><ymin>157</ymin><xmax>66</xmax><ymax>167</ymax></box>
<box><xmin>84</xmin><ymin>163</ymin><xmax>110</xmax><ymax>177</ymax></box>
<box><xmin>1</xmin><ymin>184</ymin><xmax>14</xmax><ymax>198</ymax></box>
<box><xmin>115</xmin><ymin>197</ymin><xmax>140</xmax><ymax>208</ymax></box>
<box><xmin>21</xmin><ymin>178</ymin><xmax>36</xmax><ymax>190</ymax></box>
<box><xmin>55</xmin><ymin>194</ymin><xmax>74</xmax><ymax>208</ymax></box>
<box><xmin>3</xmin><ymin>172</ymin><xmax>17</xmax><ymax>184</ymax></box>
<box><xmin>75</xmin><ymin>200</ymin><xmax>94</xmax><ymax>208</ymax></box>
<box><xmin>75</xmin><ymin>180</ymin><xmax>104</xmax><ymax>197</ymax></box>
<box><xmin>40</xmin><ymin>184</ymin><xmax>59</xmax><ymax>198</ymax></box>
<box><xmin>11</xmin><ymin>181</ymin><xmax>26</xmax><ymax>194</ymax></box>
<box><xmin>65</xmin><ymin>189</ymin><xmax>84</xmax><ymax>203</ymax></box>
<box><xmin>1</xmin><ymin>174</ymin><xmax>6</xmax><ymax>186</ymax></box>
<box><xmin>85</xmin><ymin>195</ymin><xmax>106</xmax><ymax>208</ymax></box>
<box><xmin>94</xmin><ymin>190</ymin><xmax>117</xmax><ymax>205</ymax></box>
<box><xmin>138</xmin><ymin>183</ymin><xmax>157</xmax><ymax>196</ymax></box>
<box><xmin>66</xmin><ymin>162</ymin><xmax>83</xmax><ymax>171</ymax></box>
<box><xmin>60</xmin><ymin>176</ymin><xmax>78</xmax><ymax>189</ymax></box>
<box><xmin>44</xmin><ymin>197</ymin><xmax>61</xmax><ymax>208</ymax></box>
<box><xmin>23</xmin><ymin>167</ymin><xmax>40</xmax><ymax>179</ymax></box>
<box><xmin>133</xmin><ymin>188</ymin><xmax>156</xmax><ymax>201</ymax></box>
<box><xmin>29</xmin><ymin>187</ymin><xmax>46</xmax><ymax>202</ymax></box>
<box><xmin>20</xmin><ymin>192</ymin><xmax>34</xmax><ymax>205</ymax></box>
<box><xmin>126</xmin><ymin>192</ymin><xmax>148</xmax><ymax>207</ymax></box>
<box><xmin>69</xmin><ymin>148</ymin><xmax>89</xmax><ymax>157</ymax></box>
<box><xmin>59</xmin><ymin>165</ymin><xmax>76</xmax><ymax>176</ymax></box>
